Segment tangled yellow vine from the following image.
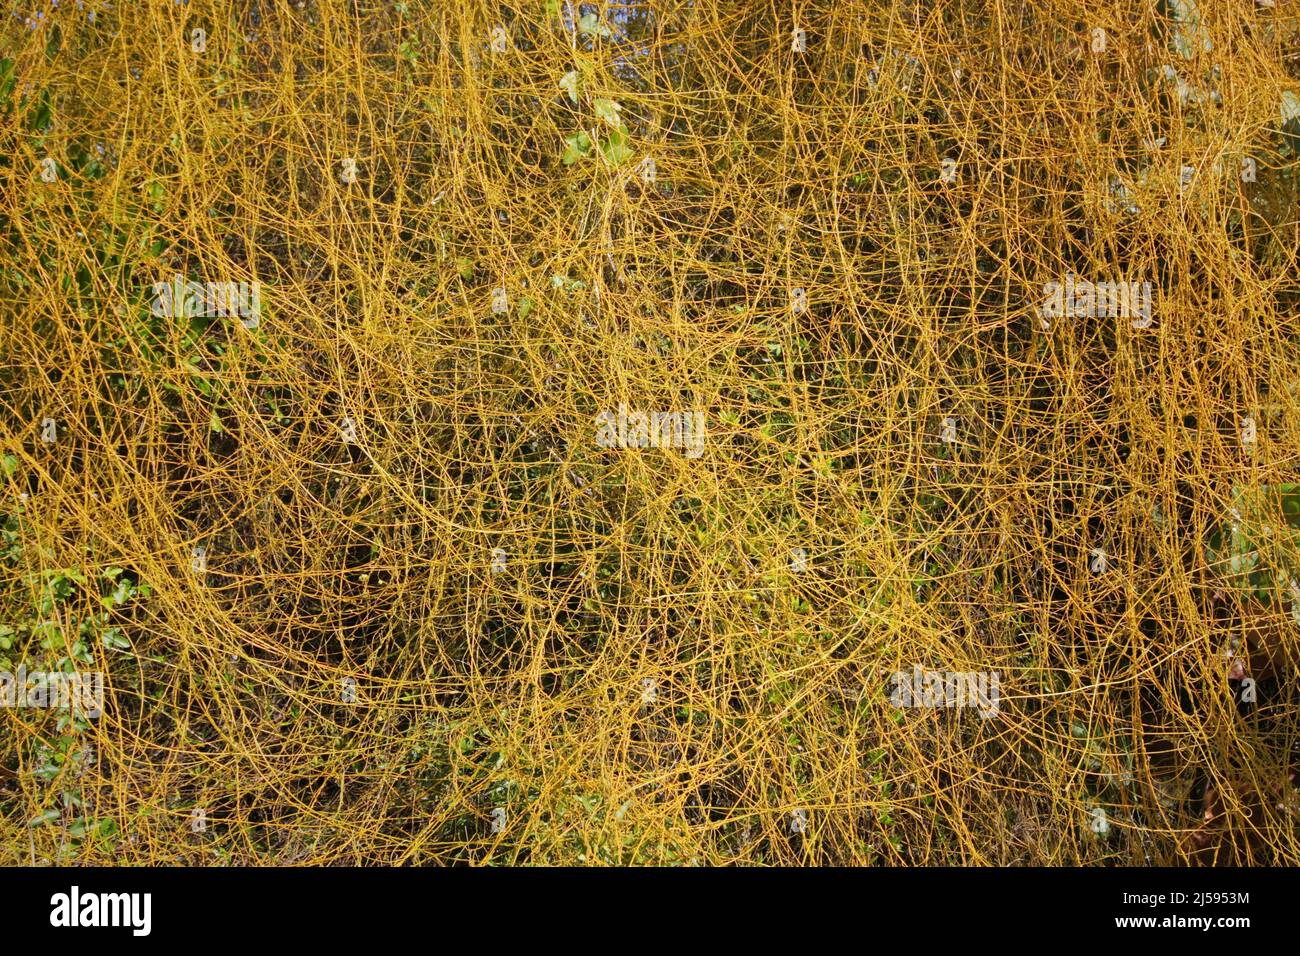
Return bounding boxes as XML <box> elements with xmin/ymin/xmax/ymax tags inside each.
<box><xmin>1</xmin><ymin>0</ymin><xmax>1298</xmax><ymax>865</ymax></box>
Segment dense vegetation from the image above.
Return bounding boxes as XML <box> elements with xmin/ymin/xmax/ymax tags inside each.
<box><xmin>1</xmin><ymin>0</ymin><xmax>1298</xmax><ymax>864</ymax></box>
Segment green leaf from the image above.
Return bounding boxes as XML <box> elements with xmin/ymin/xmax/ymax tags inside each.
<box><xmin>599</xmin><ymin>128</ymin><xmax>632</xmax><ymax>167</ymax></box>
<box><xmin>577</xmin><ymin>13</ymin><xmax>611</xmax><ymax>39</ymax></box>
<box><xmin>0</xmin><ymin>59</ymin><xmax>16</xmax><ymax>107</ymax></box>
<box><xmin>102</xmin><ymin>629</ymin><xmax>131</xmax><ymax>652</ymax></box>
<box><xmin>1166</xmin><ymin>0</ymin><xmax>1211</xmax><ymax>60</ymax></box>
<box><xmin>562</xmin><ymin>130</ymin><xmax>592</xmax><ymax>165</ymax></box>
<box><xmin>29</xmin><ymin>90</ymin><xmax>52</xmax><ymax>133</ymax></box>
<box><xmin>517</xmin><ymin>297</ymin><xmax>535</xmax><ymax>320</ymax></box>
<box><xmin>147</xmin><ymin>181</ymin><xmax>166</xmax><ymax>212</ymax></box>
<box><xmin>559</xmin><ymin>70</ymin><xmax>580</xmax><ymax>104</ymax></box>
<box><xmin>109</xmin><ymin>578</ymin><xmax>133</xmax><ymax>606</ymax></box>
<box><xmin>593</xmin><ymin>98</ymin><xmax>622</xmax><ymax>128</ymax></box>
<box><xmin>1281</xmin><ymin>91</ymin><xmax>1300</xmax><ymax>124</ymax></box>
<box><xmin>29</xmin><ymin>810</ymin><xmax>60</xmax><ymax>828</ymax></box>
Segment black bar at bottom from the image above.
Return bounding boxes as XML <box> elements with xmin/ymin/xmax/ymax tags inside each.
<box><xmin>0</xmin><ymin>866</ymin><xmax>1284</xmax><ymax>942</ymax></box>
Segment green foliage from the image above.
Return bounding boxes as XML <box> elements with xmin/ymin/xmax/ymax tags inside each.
<box><xmin>1207</xmin><ymin>484</ymin><xmax>1300</xmax><ymax>601</ymax></box>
